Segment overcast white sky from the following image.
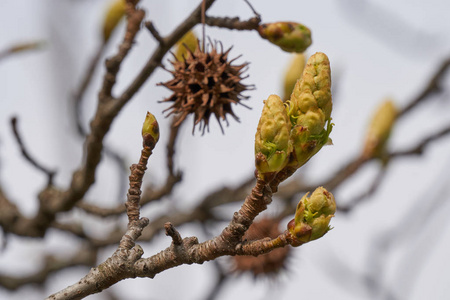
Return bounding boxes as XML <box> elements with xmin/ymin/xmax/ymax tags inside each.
<box><xmin>1</xmin><ymin>1</ymin><xmax>450</xmax><ymax>299</ymax></box>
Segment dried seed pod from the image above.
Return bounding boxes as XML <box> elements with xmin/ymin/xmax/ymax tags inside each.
<box><xmin>232</xmin><ymin>218</ymin><xmax>290</xmax><ymax>277</ymax></box>
<box><xmin>159</xmin><ymin>41</ymin><xmax>252</xmax><ymax>134</ymax></box>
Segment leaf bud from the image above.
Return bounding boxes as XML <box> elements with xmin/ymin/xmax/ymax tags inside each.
<box><xmin>287</xmin><ymin>187</ymin><xmax>336</xmax><ymax>246</ymax></box>
<box><xmin>102</xmin><ymin>0</ymin><xmax>126</xmax><ymax>43</ymax></box>
<box><xmin>255</xmin><ymin>95</ymin><xmax>292</xmax><ymax>180</ymax></box>
<box><xmin>362</xmin><ymin>100</ymin><xmax>397</xmax><ymax>159</ymax></box>
<box><xmin>174</xmin><ymin>31</ymin><xmax>198</xmax><ymax>61</ymax></box>
<box><xmin>283</xmin><ymin>53</ymin><xmax>306</xmax><ymax>101</ymax></box>
<box><xmin>142</xmin><ymin>111</ymin><xmax>160</xmax><ymax>148</ymax></box>
<box><xmin>258</xmin><ymin>22</ymin><xmax>312</xmax><ymax>53</ymax></box>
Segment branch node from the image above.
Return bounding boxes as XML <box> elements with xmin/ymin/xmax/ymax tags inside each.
<box><xmin>164</xmin><ymin>222</ymin><xmax>183</xmax><ymax>245</ymax></box>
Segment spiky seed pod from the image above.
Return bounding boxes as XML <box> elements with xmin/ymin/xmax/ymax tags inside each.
<box><xmin>159</xmin><ymin>41</ymin><xmax>252</xmax><ymax>134</ymax></box>
<box><xmin>232</xmin><ymin>218</ymin><xmax>290</xmax><ymax>277</ymax></box>
<box><xmin>258</xmin><ymin>22</ymin><xmax>312</xmax><ymax>53</ymax></box>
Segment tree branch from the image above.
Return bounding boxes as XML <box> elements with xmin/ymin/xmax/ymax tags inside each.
<box><xmin>10</xmin><ymin>116</ymin><xmax>56</xmax><ymax>185</ymax></box>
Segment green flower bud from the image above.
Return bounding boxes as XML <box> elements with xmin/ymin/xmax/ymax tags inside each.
<box><xmin>285</xmin><ymin>52</ymin><xmax>333</xmax><ymax>169</ymax></box>
<box><xmin>142</xmin><ymin>111</ymin><xmax>160</xmax><ymax>148</ymax></box>
<box><xmin>255</xmin><ymin>95</ymin><xmax>292</xmax><ymax>180</ymax></box>
<box><xmin>362</xmin><ymin>100</ymin><xmax>397</xmax><ymax>159</ymax></box>
<box><xmin>288</xmin><ymin>52</ymin><xmax>332</xmax><ymax>122</ymax></box>
<box><xmin>287</xmin><ymin>187</ymin><xmax>335</xmax><ymax>246</ymax></box>
<box><xmin>102</xmin><ymin>0</ymin><xmax>127</xmax><ymax>43</ymax></box>
<box><xmin>174</xmin><ymin>31</ymin><xmax>198</xmax><ymax>61</ymax></box>
<box><xmin>258</xmin><ymin>22</ymin><xmax>312</xmax><ymax>53</ymax></box>
<box><xmin>289</xmin><ymin>120</ymin><xmax>332</xmax><ymax>168</ymax></box>
<box><xmin>283</xmin><ymin>54</ymin><xmax>306</xmax><ymax>101</ymax></box>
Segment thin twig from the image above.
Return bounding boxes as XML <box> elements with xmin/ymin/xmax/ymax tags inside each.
<box><xmin>73</xmin><ymin>43</ymin><xmax>106</xmax><ymax>136</ymax></box>
<box><xmin>0</xmin><ymin>41</ymin><xmax>43</xmax><ymax>62</ymax></box>
<box><xmin>75</xmin><ymin>173</ymin><xmax>181</xmax><ymax>218</ymax></box>
<box><xmin>398</xmin><ymin>56</ymin><xmax>450</xmax><ymax>118</ymax></box>
<box><xmin>144</xmin><ymin>21</ymin><xmax>164</xmax><ymax>44</ymax></box>
<box><xmin>243</xmin><ymin>0</ymin><xmax>260</xmax><ymax>18</ymax></box>
<box><xmin>389</xmin><ymin>124</ymin><xmax>450</xmax><ymax>158</ymax></box>
<box><xmin>164</xmin><ymin>222</ymin><xmax>183</xmax><ymax>245</ymax></box>
<box><xmin>10</xmin><ymin>116</ymin><xmax>56</xmax><ymax>185</ymax></box>
<box><xmin>338</xmin><ymin>166</ymin><xmax>387</xmax><ymax>213</ymax></box>
<box><xmin>205</xmin><ymin>15</ymin><xmax>261</xmax><ymax>31</ymax></box>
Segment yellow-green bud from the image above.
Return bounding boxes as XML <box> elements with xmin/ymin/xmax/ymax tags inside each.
<box><xmin>286</xmin><ymin>52</ymin><xmax>333</xmax><ymax>169</ymax></box>
<box><xmin>174</xmin><ymin>31</ymin><xmax>198</xmax><ymax>61</ymax></box>
<box><xmin>287</xmin><ymin>187</ymin><xmax>335</xmax><ymax>246</ymax></box>
<box><xmin>288</xmin><ymin>52</ymin><xmax>332</xmax><ymax>122</ymax></box>
<box><xmin>142</xmin><ymin>111</ymin><xmax>160</xmax><ymax>148</ymax></box>
<box><xmin>255</xmin><ymin>95</ymin><xmax>292</xmax><ymax>180</ymax></box>
<box><xmin>283</xmin><ymin>54</ymin><xmax>306</xmax><ymax>101</ymax></box>
<box><xmin>258</xmin><ymin>22</ymin><xmax>312</xmax><ymax>53</ymax></box>
<box><xmin>362</xmin><ymin>100</ymin><xmax>397</xmax><ymax>159</ymax></box>
<box><xmin>102</xmin><ymin>0</ymin><xmax>126</xmax><ymax>43</ymax></box>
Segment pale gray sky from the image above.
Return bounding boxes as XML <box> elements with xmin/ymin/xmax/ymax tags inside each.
<box><xmin>1</xmin><ymin>1</ymin><xmax>450</xmax><ymax>299</ymax></box>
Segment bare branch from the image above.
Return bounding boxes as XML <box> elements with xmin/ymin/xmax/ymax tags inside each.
<box><xmin>0</xmin><ymin>247</ymin><xmax>97</xmax><ymax>291</ymax></box>
<box><xmin>338</xmin><ymin>166</ymin><xmax>387</xmax><ymax>213</ymax></box>
<box><xmin>10</xmin><ymin>116</ymin><xmax>56</xmax><ymax>185</ymax></box>
<box><xmin>205</xmin><ymin>15</ymin><xmax>261</xmax><ymax>31</ymax></box>
<box><xmin>0</xmin><ymin>41</ymin><xmax>43</xmax><ymax>62</ymax></box>
<box><xmin>144</xmin><ymin>21</ymin><xmax>164</xmax><ymax>44</ymax></box>
<box><xmin>389</xmin><ymin>124</ymin><xmax>450</xmax><ymax>158</ymax></box>
<box><xmin>398</xmin><ymin>56</ymin><xmax>450</xmax><ymax>118</ymax></box>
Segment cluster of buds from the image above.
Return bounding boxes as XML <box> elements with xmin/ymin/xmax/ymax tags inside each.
<box><xmin>258</xmin><ymin>22</ymin><xmax>312</xmax><ymax>53</ymax></box>
<box><xmin>287</xmin><ymin>187</ymin><xmax>336</xmax><ymax>246</ymax></box>
<box><xmin>254</xmin><ymin>52</ymin><xmax>333</xmax><ymax>181</ymax></box>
